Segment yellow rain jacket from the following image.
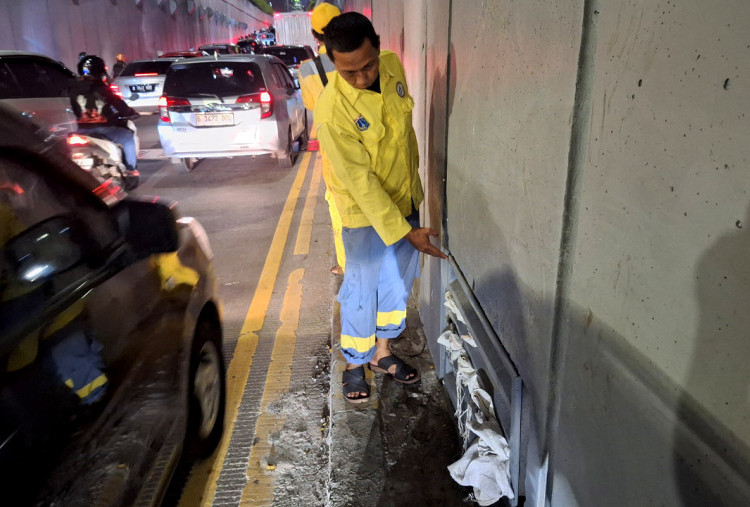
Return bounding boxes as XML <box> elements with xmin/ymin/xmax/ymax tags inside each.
<box><xmin>316</xmin><ymin>50</ymin><xmax>423</xmax><ymax>246</ymax></box>
<box><xmin>299</xmin><ymin>45</ymin><xmax>346</xmax><ymax>270</ymax></box>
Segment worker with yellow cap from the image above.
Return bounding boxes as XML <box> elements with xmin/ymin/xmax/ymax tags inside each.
<box><xmin>298</xmin><ymin>2</ymin><xmax>346</xmax><ymax>275</ymax></box>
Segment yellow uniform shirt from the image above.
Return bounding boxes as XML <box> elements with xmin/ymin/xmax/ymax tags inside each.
<box><xmin>316</xmin><ymin>50</ymin><xmax>423</xmax><ymax>246</ymax></box>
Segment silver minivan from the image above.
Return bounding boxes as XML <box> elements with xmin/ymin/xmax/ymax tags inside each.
<box><xmin>157</xmin><ymin>54</ymin><xmax>307</xmax><ymax>170</ymax></box>
<box><xmin>111</xmin><ymin>58</ymin><xmax>179</xmax><ymax>113</ymax></box>
<box><xmin>0</xmin><ymin>51</ymin><xmax>78</xmax><ymax>140</ymax></box>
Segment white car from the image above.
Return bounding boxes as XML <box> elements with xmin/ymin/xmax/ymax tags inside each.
<box><xmin>157</xmin><ymin>54</ymin><xmax>307</xmax><ymax>170</ymax></box>
<box><xmin>111</xmin><ymin>58</ymin><xmax>180</xmax><ymax>113</ymax></box>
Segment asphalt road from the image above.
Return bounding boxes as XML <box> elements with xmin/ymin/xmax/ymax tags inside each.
<box><xmin>131</xmin><ymin>114</ymin><xmax>300</xmax><ymax>362</ymax></box>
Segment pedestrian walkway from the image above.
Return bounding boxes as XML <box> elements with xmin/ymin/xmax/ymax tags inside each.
<box><xmin>171</xmin><ymin>151</ymin><xmax>467</xmax><ymax>506</ymax></box>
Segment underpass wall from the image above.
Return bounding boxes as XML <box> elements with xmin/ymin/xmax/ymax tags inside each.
<box><xmin>371</xmin><ymin>0</ymin><xmax>750</xmax><ymax>504</ymax></box>
<box><xmin>0</xmin><ymin>0</ymin><xmax>271</xmax><ymax>72</ymax></box>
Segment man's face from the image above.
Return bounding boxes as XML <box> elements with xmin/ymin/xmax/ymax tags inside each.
<box><xmin>331</xmin><ymin>38</ymin><xmax>380</xmax><ymax>90</ymax></box>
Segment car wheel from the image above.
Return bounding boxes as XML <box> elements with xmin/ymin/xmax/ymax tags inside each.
<box><xmin>186</xmin><ymin>319</ymin><xmax>225</xmax><ymax>459</ymax></box>
<box><xmin>181</xmin><ymin>157</ymin><xmax>200</xmax><ymax>172</ymax></box>
<box><xmin>278</xmin><ymin>127</ymin><xmax>297</xmax><ymax>168</ymax></box>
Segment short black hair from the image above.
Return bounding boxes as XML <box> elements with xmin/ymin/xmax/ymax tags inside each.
<box><xmin>323</xmin><ymin>12</ymin><xmax>380</xmax><ymax>62</ymax></box>
<box><xmin>311</xmin><ymin>29</ymin><xmax>324</xmax><ymax>42</ymax></box>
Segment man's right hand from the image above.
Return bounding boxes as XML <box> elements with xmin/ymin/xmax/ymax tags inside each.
<box><xmin>404</xmin><ymin>227</ymin><xmax>448</xmax><ymax>259</ymax></box>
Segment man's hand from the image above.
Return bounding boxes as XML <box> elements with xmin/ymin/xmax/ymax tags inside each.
<box><xmin>404</xmin><ymin>227</ymin><xmax>448</xmax><ymax>259</ymax></box>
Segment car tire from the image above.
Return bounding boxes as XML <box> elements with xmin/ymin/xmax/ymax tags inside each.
<box><xmin>181</xmin><ymin>157</ymin><xmax>200</xmax><ymax>172</ymax></box>
<box><xmin>278</xmin><ymin>127</ymin><xmax>297</xmax><ymax>168</ymax></box>
<box><xmin>185</xmin><ymin>319</ymin><xmax>226</xmax><ymax>459</ymax></box>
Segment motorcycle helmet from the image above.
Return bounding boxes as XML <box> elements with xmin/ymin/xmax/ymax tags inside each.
<box><xmin>78</xmin><ymin>55</ymin><xmax>107</xmax><ymax>81</ymax></box>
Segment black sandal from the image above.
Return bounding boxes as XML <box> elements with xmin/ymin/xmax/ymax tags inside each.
<box><xmin>342</xmin><ymin>366</ymin><xmax>370</xmax><ymax>404</ymax></box>
<box><xmin>368</xmin><ymin>355</ymin><xmax>421</xmax><ymax>384</ymax></box>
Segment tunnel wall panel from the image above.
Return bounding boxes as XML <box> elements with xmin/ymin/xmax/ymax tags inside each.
<box><xmin>0</xmin><ymin>0</ymin><xmax>271</xmax><ymax>72</ymax></box>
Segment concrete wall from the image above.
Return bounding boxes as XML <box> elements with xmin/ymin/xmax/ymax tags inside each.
<box><xmin>0</xmin><ymin>0</ymin><xmax>271</xmax><ymax>72</ymax></box>
<box><xmin>372</xmin><ymin>0</ymin><xmax>750</xmax><ymax>505</ymax></box>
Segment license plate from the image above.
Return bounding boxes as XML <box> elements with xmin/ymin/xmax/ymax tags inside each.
<box><xmin>195</xmin><ymin>112</ymin><xmax>234</xmax><ymax>127</ymax></box>
<box><xmin>130</xmin><ymin>84</ymin><xmax>155</xmax><ymax>93</ymax></box>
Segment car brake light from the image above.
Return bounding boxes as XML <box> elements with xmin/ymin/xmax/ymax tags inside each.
<box><xmin>67</xmin><ymin>134</ymin><xmax>89</xmax><ymax>145</ymax></box>
<box><xmin>236</xmin><ymin>92</ymin><xmax>273</xmax><ymax>118</ymax></box>
<box><xmin>260</xmin><ymin>91</ymin><xmax>272</xmax><ymax>118</ymax></box>
<box><xmin>134</xmin><ymin>72</ymin><xmax>158</xmax><ymax>77</ymax></box>
<box><xmin>158</xmin><ymin>96</ymin><xmax>190</xmax><ymax>123</ymax></box>
<box><xmin>110</xmin><ymin>83</ymin><xmax>123</xmax><ymax>98</ymax></box>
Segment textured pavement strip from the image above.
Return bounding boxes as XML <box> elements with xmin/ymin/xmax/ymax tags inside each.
<box><xmin>212</xmin><ymin>153</ymin><xmax>318</xmax><ymax>504</ymax></box>
<box><xmin>214</xmin><ymin>151</ymin><xmax>334</xmax><ymax>505</ymax></box>
<box><xmin>176</xmin><ymin>152</ymin><xmax>312</xmax><ymax>505</ymax></box>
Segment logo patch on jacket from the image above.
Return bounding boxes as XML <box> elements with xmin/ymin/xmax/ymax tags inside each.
<box><xmin>355</xmin><ymin>115</ymin><xmax>370</xmax><ymax>131</ymax></box>
<box><xmin>396</xmin><ymin>82</ymin><xmax>405</xmax><ymax>98</ymax></box>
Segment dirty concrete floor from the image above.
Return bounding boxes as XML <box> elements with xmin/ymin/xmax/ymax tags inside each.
<box><xmin>327</xmin><ymin>299</ymin><xmax>473</xmax><ymax>507</ymax></box>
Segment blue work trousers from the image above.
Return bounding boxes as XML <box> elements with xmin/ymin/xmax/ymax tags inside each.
<box><xmin>338</xmin><ymin>210</ymin><xmax>420</xmax><ymax>364</ymax></box>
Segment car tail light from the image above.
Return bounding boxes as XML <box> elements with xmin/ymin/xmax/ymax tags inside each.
<box><xmin>134</xmin><ymin>72</ymin><xmax>158</xmax><ymax>77</ymax></box>
<box><xmin>67</xmin><ymin>134</ymin><xmax>89</xmax><ymax>146</ymax></box>
<box><xmin>158</xmin><ymin>96</ymin><xmax>190</xmax><ymax>123</ymax></box>
<box><xmin>236</xmin><ymin>91</ymin><xmax>273</xmax><ymax>119</ymax></box>
<box><xmin>110</xmin><ymin>83</ymin><xmax>123</xmax><ymax>98</ymax></box>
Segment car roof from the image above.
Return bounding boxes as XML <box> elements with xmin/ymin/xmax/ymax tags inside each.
<box><xmin>0</xmin><ymin>51</ymin><xmax>73</xmax><ymax>68</ymax></box>
<box><xmin>127</xmin><ymin>57</ymin><xmax>181</xmax><ymax>64</ymax></box>
<box><xmin>259</xmin><ymin>45</ymin><xmax>308</xmax><ymax>49</ymax></box>
<box><xmin>168</xmin><ymin>54</ymin><xmax>274</xmax><ymax>65</ymax></box>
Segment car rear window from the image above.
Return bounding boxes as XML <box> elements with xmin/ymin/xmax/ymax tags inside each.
<box><xmin>257</xmin><ymin>47</ymin><xmax>310</xmax><ymax>66</ymax></box>
<box><xmin>119</xmin><ymin>60</ymin><xmax>174</xmax><ymax>77</ymax></box>
<box><xmin>163</xmin><ymin>61</ymin><xmax>266</xmax><ymax>98</ymax></box>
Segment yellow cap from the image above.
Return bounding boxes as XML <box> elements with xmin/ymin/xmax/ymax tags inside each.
<box><xmin>311</xmin><ymin>3</ymin><xmax>341</xmax><ymax>33</ymax></box>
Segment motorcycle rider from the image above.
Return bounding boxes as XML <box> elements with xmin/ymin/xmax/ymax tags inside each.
<box><xmin>68</xmin><ymin>55</ymin><xmax>139</xmax><ymax>174</ymax></box>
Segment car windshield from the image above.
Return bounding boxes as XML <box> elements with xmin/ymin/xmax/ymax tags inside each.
<box><xmin>119</xmin><ymin>60</ymin><xmax>174</xmax><ymax>77</ymax></box>
<box><xmin>258</xmin><ymin>47</ymin><xmax>309</xmax><ymax>66</ymax></box>
<box><xmin>163</xmin><ymin>61</ymin><xmax>265</xmax><ymax>98</ymax></box>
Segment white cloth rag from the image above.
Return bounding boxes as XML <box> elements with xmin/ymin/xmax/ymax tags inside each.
<box><xmin>448</xmin><ymin>420</ymin><xmax>514</xmax><ymax>505</ymax></box>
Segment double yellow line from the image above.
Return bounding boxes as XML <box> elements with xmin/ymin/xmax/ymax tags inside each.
<box><xmin>180</xmin><ymin>151</ymin><xmax>323</xmax><ymax>505</ymax></box>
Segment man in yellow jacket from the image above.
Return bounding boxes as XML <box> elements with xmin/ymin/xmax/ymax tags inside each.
<box><xmin>298</xmin><ymin>2</ymin><xmax>345</xmax><ymax>275</ymax></box>
<box><xmin>316</xmin><ymin>12</ymin><xmax>447</xmax><ymax>403</ymax></box>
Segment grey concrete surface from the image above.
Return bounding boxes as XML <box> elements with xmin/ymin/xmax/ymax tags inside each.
<box><xmin>379</xmin><ymin>0</ymin><xmax>750</xmax><ymax>505</ymax></box>
<box><xmin>328</xmin><ymin>295</ymin><xmax>470</xmax><ymax>507</ymax></box>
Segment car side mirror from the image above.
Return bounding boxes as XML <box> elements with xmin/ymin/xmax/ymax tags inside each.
<box><xmin>113</xmin><ymin>198</ymin><xmax>179</xmax><ymax>260</ymax></box>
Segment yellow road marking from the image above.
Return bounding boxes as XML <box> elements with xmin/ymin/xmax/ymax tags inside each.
<box><xmin>293</xmin><ymin>152</ymin><xmax>323</xmax><ymax>255</ymax></box>
<box><xmin>241</xmin><ymin>268</ymin><xmax>304</xmax><ymax>504</ymax></box>
<box><xmin>179</xmin><ymin>152</ymin><xmax>311</xmax><ymax>506</ymax></box>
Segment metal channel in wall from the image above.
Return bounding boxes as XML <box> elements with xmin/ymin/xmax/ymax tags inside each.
<box><xmin>438</xmin><ymin>257</ymin><xmax>527</xmax><ymax>504</ymax></box>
